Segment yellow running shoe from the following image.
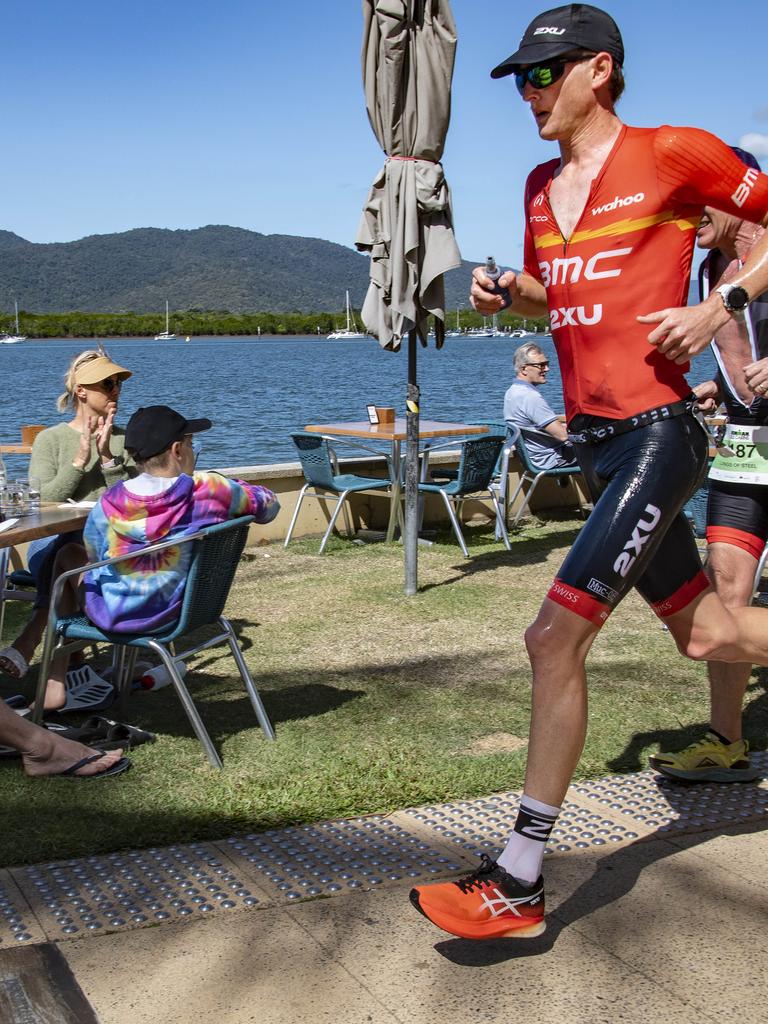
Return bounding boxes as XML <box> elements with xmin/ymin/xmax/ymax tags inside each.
<box><xmin>649</xmin><ymin>731</ymin><xmax>760</xmax><ymax>783</ymax></box>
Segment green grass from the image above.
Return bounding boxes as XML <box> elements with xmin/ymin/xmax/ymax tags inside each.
<box><xmin>3</xmin><ymin>514</ymin><xmax>768</xmax><ymax>869</ymax></box>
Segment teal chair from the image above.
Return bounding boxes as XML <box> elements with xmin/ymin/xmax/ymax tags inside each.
<box><xmin>33</xmin><ymin>517</ymin><xmax>273</xmax><ymax>769</ymax></box>
<box><xmin>285</xmin><ymin>432</ymin><xmax>394</xmax><ymax>553</ymax></box>
<box><xmin>418</xmin><ymin>434</ymin><xmax>510</xmax><ymax>557</ymax></box>
<box><xmin>506</xmin><ymin>426</ymin><xmax>585</xmax><ymax>527</ymax></box>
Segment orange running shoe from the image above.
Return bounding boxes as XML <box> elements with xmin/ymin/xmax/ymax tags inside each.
<box><xmin>409</xmin><ymin>854</ymin><xmax>545</xmax><ymax>940</ymax></box>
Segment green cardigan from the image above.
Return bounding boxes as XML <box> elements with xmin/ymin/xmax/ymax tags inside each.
<box><xmin>29</xmin><ymin>422</ymin><xmax>135</xmax><ymax>503</ymax></box>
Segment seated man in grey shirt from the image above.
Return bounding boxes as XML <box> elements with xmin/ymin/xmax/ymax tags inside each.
<box><xmin>503</xmin><ymin>343</ymin><xmax>577</xmax><ymax>470</ymax></box>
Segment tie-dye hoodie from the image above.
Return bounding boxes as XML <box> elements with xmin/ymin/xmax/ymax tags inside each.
<box><xmin>82</xmin><ymin>472</ymin><xmax>279</xmax><ymax>633</ymax></box>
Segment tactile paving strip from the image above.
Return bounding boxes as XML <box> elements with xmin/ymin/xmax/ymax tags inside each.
<box><xmin>402</xmin><ymin>791</ymin><xmax>641</xmax><ymax>861</ymax></box>
<box><xmin>3</xmin><ymin>758</ymin><xmax>768</xmax><ymax>947</ymax></box>
<box><xmin>0</xmin><ymin>871</ymin><xmax>45</xmax><ymax>947</ymax></box>
<box><xmin>572</xmin><ymin>762</ymin><xmax>768</xmax><ymax>838</ymax></box>
<box><xmin>11</xmin><ymin>842</ymin><xmax>270</xmax><ymax>942</ymax></box>
<box><xmin>218</xmin><ymin>815</ymin><xmax>465</xmax><ymax>902</ymax></box>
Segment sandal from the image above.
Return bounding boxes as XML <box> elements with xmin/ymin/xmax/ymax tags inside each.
<box><xmin>61</xmin><ymin>667</ymin><xmax>115</xmax><ymax>712</ymax></box>
<box><xmin>0</xmin><ymin>647</ymin><xmax>29</xmax><ymax>679</ymax></box>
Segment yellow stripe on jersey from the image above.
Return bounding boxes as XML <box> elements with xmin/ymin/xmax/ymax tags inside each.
<box><xmin>535</xmin><ymin>211</ymin><xmax>699</xmax><ymax>251</ymax></box>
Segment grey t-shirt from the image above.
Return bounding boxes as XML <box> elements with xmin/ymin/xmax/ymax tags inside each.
<box><xmin>503</xmin><ymin>380</ymin><xmax>576</xmax><ymax>471</ymax></box>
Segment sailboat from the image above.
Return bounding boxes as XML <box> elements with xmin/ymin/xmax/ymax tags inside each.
<box><xmin>0</xmin><ymin>300</ymin><xmax>27</xmax><ymax>344</ymax></box>
<box><xmin>445</xmin><ymin>308</ymin><xmax>464</xmax><ymax>338</ymax></box>
<box><xmin>327</xmin><ymin>291</ymin><xmax>367</xmax><ymax>340</ymax></box>
<box><xmin>154</xmin><ymin>300</ymin><xmax>176</xmax><ymax>341</ymax></box>
<box><xmin>466</xmin><ymin>317</ymin><xmax>494</xmax><ymax>339</ymax></box>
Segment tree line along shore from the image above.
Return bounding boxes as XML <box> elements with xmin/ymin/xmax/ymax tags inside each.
<box><xmin>3</xmin><ymin>309</ymin><xmax>548</xmax><ymax>338</ymax></box>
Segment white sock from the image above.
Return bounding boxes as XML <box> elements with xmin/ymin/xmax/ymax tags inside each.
<box><xmin>496</xmin><ymin>794</ymin><xmax>561</xmax><ymax>885</ymax></box>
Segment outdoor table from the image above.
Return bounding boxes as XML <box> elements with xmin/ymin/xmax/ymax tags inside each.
<box><xmin>0</xmin><ymin>444</ymin><xmax>33</xmax><ymax>455</ymax></box>
<box><xmin>304</xmin><ymin>419</ymin><xmax>489</xmax><ymax>542</ymax></box>
<box><xmin>0</xmin><ymin>504</ymin><xmax>92</xmax><ymax>616</ymax></box>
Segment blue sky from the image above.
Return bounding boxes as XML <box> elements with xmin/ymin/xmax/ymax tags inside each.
<box><xmin>7</xmin><ymin>0</ymin><xmax>768</xmax><ymax>272</ymax></box>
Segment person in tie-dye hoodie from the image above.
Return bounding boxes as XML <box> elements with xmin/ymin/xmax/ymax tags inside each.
<box><xmin>35</xmin><ymin>406</ymin><xmax>279</xmax><ymax>713</ymax></box>
<box><xmin>82</xmin><ymin>404</ymin><xmax>279</xmax><ymax>634</ymax></box>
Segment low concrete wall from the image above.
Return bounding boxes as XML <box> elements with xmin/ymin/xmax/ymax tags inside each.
<box><xmin>219</xmin><ymin>450</ymin><xmax>588</xmax><ymax>545</ymax></box>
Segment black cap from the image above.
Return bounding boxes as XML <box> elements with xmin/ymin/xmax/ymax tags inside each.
<box><xmin>491</xmin><ymin>4</ymin><xmax>624</xmax><ymax>79</ymax></box>
<box><xmin>125</xmin><ymin>405</ymin><xmax>212</xmax><ymax>460</ymax></box>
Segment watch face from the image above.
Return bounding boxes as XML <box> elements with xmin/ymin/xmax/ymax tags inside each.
<box><xmin>728</xmin><ymin>286</ymin><xmax>749</xmax><ymax>311</ymax></box>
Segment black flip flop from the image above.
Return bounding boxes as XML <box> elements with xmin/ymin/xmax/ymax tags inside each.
<box><xmin>72</xmin><ymin>716</ymin><xmax>156</xmax><ymax>750</ymax></box>
<box><xmin>57</xmin><ymin>751</ymin><xmax>132</xmax><ymax>780</ymax></box>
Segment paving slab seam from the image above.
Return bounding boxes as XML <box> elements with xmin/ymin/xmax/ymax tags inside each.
<box><xmin>563</xmin><ymin>908</ymin><xmax>724</xmax><ymax>1024</ymax></box>
<box><xmin>2</xmin><ymin>761</ymin><xmax>767</xmax><ymax>950</ymax></box>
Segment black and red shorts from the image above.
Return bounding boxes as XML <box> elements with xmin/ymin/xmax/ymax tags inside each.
<box><xmin>706</xmin><ymin>479</ymin><xmax>768</xmax><ymax>560</ymax></box>
<box><xmin>547</xmin><ymin>412</ymin><xmax>711</xmax><ymax>625</ymax></box>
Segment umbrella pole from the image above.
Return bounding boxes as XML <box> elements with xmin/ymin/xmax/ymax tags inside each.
<box><xmin>404</xmin><ymin>329</ymin><xmax>420</xmax><ymax>596</ymax></box>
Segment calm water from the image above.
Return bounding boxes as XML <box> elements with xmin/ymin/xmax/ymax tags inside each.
<box><xmin>0</xmin><ymin>335</ymin><xmax>716</xmax><ymax>474</ymax></box>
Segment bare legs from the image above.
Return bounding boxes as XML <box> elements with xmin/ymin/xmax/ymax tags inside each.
<box><xmin>704</xmin><ymin>542</ymin><xmax>757</xmax><ymax>741</ymax></box>
<box><xmin>523</xmin><ymin>599</ymin><xmax>601</xmax><ymax>807</ymax></box>
<box><xmin>0</xmin><ymin>699</ymin><xmax>123</xmax><ymax>777</ymax></box>
<box><xmin>34</xmin><ymin>544</ymin><xmax>88</xmax><ymax>712</ymax></box>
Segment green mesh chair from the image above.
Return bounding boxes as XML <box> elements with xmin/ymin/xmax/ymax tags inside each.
<box><xmin>506</xmin><ymin>426</ymin><xmax>585</xmax><ymax>527</ymax></box>
<box><xmin>285</xmin><ymin>432</ymin><xmax>395</xmax><ymax>553</ymax></box>
<box><xmin>418</xmin><ymin>434</ymin><xmax>510</xmax><ymax>557</ymax></box>
<box><xmin>33</xmin><ymin>516</ymin><xmax>273</xmax><ymax>769</ymax></box>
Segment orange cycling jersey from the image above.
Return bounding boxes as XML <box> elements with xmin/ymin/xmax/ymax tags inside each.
<box><xmin>523</xmin><ymin>125</ymin><xmax>768</xmax><ymax>421</ymax></box>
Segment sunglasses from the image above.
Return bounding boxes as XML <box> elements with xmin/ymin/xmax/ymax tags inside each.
<box><xmin>515</xmin><ymin>55</ymin><xmax>592</xmax><ymax>96</ymax></box>
<box><xmin>96</xmin><ymin>376</ymin><xmax>123</xmax><ymax>393</ymax></box>
<box><xmin>525</xmin><ymin>360</ymin><xmax>550</xmax><ymax>369</ymax></box>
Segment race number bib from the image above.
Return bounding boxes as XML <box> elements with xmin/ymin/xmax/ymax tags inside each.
<box><xmin>709</xmin><ymin>423</ymin><xmax>768</xmax><ymax>484</ymax></box>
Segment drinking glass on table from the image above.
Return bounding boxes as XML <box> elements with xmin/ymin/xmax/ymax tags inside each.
<box><xmin>27</xmin><ymin>476</ymin><xmax>41</xmax><ymax>513</ymax></box>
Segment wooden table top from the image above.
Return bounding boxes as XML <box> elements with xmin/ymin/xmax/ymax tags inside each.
<box><xmin>0</xmin><ymin>504</ymin><xmax>91</xmax><ymax>547</ymax></box>
<box><xmin>304</xmin><ymin>419</ymin><xmax>490</xmax><ymax>442</ymax></box>
<box><xmin>0</xmin><ymin>444</ymin><xmax>33</xmax><ymax>455</ymax></box>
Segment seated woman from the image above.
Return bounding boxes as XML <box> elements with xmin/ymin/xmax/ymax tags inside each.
<box><xmin>0</xmin><ymin>348</ymin><xmax>134</xmax><ymax>686</ymax></box>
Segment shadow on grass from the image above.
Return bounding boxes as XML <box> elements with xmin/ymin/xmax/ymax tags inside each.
<box><xmin>418</xmin><ymin>523</ymin><xmax>582</xmax><ymax>592</ymax></box>
<box><xmin>607</xmin><ymin>670</ymin><xmax>768</xmax><ymax>772</ymax></box>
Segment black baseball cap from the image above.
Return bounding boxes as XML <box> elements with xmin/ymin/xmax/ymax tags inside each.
<box><xmin>491</xmin><ymin>4</ymin><xmax>624</xmax><ymax>79</ymax></box>
<box><xmin>125</xmin><ymin>405</ymin><xmax>212</xmax><ymax>460</ymax></box>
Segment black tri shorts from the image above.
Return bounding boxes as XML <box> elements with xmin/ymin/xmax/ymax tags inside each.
<box><xmin>547</xmin><ymin>413</ymin><xmax>711</xmax><ymax>625</ymax></box>
<box><xmin>707</xmin><ymin>479</ymin><xmax>768</xmax><ymax>561</ymax></box>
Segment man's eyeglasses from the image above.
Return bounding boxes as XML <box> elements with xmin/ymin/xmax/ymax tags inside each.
<box><xmin>515</xmin><ymin>55</ymin><xmax>592</xmax><ymax>96</ymax></box>
<box><xmin>525</xmin><ymin>360</ymin><xmax>550</xmax><ymax>369</ymax></box>
<box><xmin>96</xmin><ymin>377</ymin><xmax>123</xmax><ymax>393</ymax></box>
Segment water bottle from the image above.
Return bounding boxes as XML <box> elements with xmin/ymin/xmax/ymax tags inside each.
<box><xmin>136</xmin><ymin>661</ymin><xmax>187</xmax><ymax>690</ymax></box>
<box><xmin>485</xmin><ymin>256</ymin><xmax>512</xmax><ymax>308</ymax></box>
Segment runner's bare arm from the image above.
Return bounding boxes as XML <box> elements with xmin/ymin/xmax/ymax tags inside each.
<box><xmin>470</xmin><ymin>267</ymin><xmax>548</xmax><ymax>317</ymax></box>
<box><xmin>638</xmin><ymin>217</ymin><xmax>768</xmax><ymax>365</ymax></box>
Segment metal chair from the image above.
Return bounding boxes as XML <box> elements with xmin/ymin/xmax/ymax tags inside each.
<box><xmin>285</xmin><ymin>432</ymin><xmax>395</xmax><ymax>553</ymax></box>
<box><xmin>0</xmin><ymin>555</ymin><xmax>36</xmax><ymax>642</ymax></box>
<box><xmin>505</xmin><ymin>426</ymin><xmax>585</xmax><ymax>528</ymax></box>
<box><xmin>33</xmin><ymin>516</ymin><xmax>273</xmax><ymax>769</ymax></box>
<box><xmin>418</xmin><ymin>434</ymin><xmax>511</xmax><ymax>557</ymax></box>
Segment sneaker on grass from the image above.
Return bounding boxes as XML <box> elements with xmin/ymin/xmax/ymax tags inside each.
<box><xmin>649</xmin><ymin>731</ymin><xmax>761</xmax><ymax>783</ymax></box>
<box><xmin>409</xmin><ymin>854</ymin><xmax>545</xmax><ymax>940</ymax></box>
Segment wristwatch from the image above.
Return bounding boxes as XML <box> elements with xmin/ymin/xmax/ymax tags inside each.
<box><xmin>716</xmin><ymin>283</ymin><xmax>750</xmax><ymax>315</ymax></box>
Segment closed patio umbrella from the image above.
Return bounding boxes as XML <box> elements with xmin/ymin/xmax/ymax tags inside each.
<box><xmin>356</xmin><ymin>0</ymin><xmax>461</xmax><ymax>595</ymax></box>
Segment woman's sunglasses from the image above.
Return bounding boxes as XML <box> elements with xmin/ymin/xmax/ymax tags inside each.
<box><xmin>96</xmin><ymin>377</ymin><xmax>123</xmax><ymax>393</ymax></box>
<box><xmin>515</xmin><ymin>55</ymin><xmax>592</xmax><ymax>96</ymax></box>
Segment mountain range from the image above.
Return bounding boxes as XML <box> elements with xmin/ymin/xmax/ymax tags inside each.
<box><xmin>0</xmin><ymin>225</ymin><xmax>489</xmax><ymax>315</ymax></box>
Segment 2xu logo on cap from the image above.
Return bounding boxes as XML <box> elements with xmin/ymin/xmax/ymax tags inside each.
<box><xmin>533</xmin><ymin>26</ymin><xmax>566</xmax><ymax>35</ymax></box>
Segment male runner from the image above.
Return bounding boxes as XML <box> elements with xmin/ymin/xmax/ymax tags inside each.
<box><xmin>651</xmin><ymin>148</ymin><xmax>768</xmax><ymax>782</ymax></box>
<box><xmin>409</xmin><ymin>4</ymin><xmax>768</xmax><ymax>941</ymax></box>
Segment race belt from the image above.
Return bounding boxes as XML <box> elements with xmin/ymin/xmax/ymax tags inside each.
<box><xmin>567</xmin><ymin>397</ymin><xmax>696</xmax><ymax>446</ymax></box>
<box><xmin>709</xmin><ymin>422</ymin><xmax>768</xmax><ymax>484</ymax></box>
